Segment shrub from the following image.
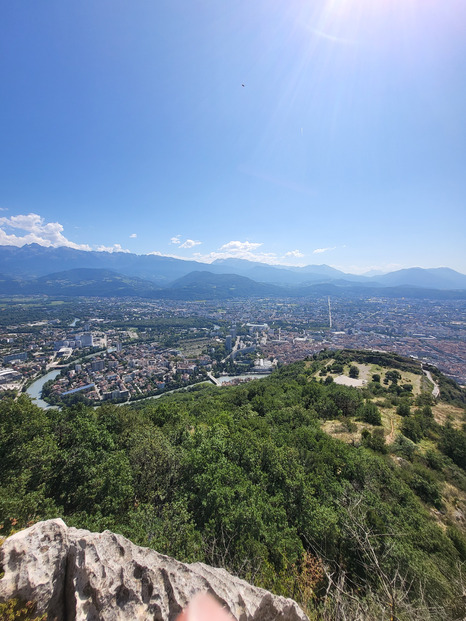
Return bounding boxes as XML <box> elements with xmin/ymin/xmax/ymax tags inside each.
<box><xmin>357</xmin><ymin>402</ymin><xmax>382</xmax><ymax>426</ymax></box>
<box><xmin>397</xmin><ymin>402</ymin><xmax>411</xmax><ymax>417</ymax></box>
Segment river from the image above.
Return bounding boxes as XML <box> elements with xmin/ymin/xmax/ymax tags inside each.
<box><xmin>216</xmin><ymin>373</ymin><xmax>270</xmax><ymax>385</ymax></box>
<box><xmin>26</xmin><ymin>369</ymin><xmax>61</xmax><ymax>409</ymax></box>
<box><xmin>26</xmin><ymin>369</ymin><xmax>269</xmax><ymax>411</ymax></box>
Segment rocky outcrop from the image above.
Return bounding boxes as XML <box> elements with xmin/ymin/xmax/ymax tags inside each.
<box><xmin>0</xmin><ymin>519</ymin><xmax>308</xmax><ymax>621</ymax></box>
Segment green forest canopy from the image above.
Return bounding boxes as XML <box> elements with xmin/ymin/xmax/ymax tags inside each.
<box><xmin>1</xmin><ymin>352</ymin><xmax>466</xmax><ymax>619</ymax></box>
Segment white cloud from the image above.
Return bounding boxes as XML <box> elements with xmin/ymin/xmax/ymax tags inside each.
<box><xmin>0</xmin><ymin>213</ymin><xmax>91</xmax><ymax>250</ymax></box>
<box><xmin>129</xmin><ymin>233</ymin><xmax>137</xmax><ymax>239</ymax></box>
<box><xmin>148</xmin><ymin>250</ymin><xmax>194</xmax><ymax>261</ymax></box>
<box><xmin>313</xmin><ymin>246</ymin><xmax>337</xmax><ymax>255</ymax></box>
<box><xmin>170</xmin><ymin>236</ymin><xmax>201</xmax><ymax>249</ymax></box>
<box><xmin>192</xmin><ymin>240</ymin><xmax>280</xmax><ymax>264</ymax></box>
<box><xmin>96</xmin><ymin>244</ymin><xmax>130</xmax><ymax>254</ymax></box>
<box><xmin>179</xmin><ymin>239</ymin><xmax>202</xmax><ymax>249</ymax></box>
<box><xmin>189</xmin><ymin>240</ymin><xmax>305</xmax><ymax>266</ymax></box>
<box><xmin>220</xmin><ymin>241</ymin><xmax>263</xmax><ymax>253</ymax></box>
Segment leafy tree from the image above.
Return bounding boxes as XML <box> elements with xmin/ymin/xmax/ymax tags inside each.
<box><xmin>357</xmin><ymin>402</ymin><xmax>382</xmax><ymax>426</ymax></box>
<box><xmin>404</xmin><ymin>464</ymin><xmax>442</xmax><ymax>507</ymax></box>
<box><xmin>391</xmin><ymin>434</ymin><xmax>416</xmax><ymax>460</ymax></box>
<box><xmin>0</xmin><ymin>357</ymin><xmax>464</xmax><ymax>617</ymax></box>
<box><xmin>385</xmin><ymin>370</ymin><xmax>401</xmax><ymax>385</ymax></box>
<box><xmin>438</xmin><ymin>424</ymin><xmax>466</xmax><ymax>469</ymax></box>
<box><xmin>401</xmin><ymin>417</ymin><xmax>422</xmax><ymax>443</ymax></box>
<box><xmin>396</xmin><ymin>402</ymin><xmax>411</xmax><ymax>417</ymax></box>
<box><xmin>349</xmin><ymin>365</ymin><xmax>359</xmax><ymax>379</ymax></box>
<box><xmin>361</xmin><ymin>428</ymin><xmax>387</xmax><ymax>453</ymax></box>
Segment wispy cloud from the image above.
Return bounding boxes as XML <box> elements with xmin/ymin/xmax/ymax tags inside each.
<box><xmin>285</xmin><ymin>249</ymin><xmax>304</xmax><ymax>258</ymax></box>
<box><xmin>0</xmin><ymin>213</ymin><xmax>91</xmax><ymax>250</ymax></box>
<box><xmin>170</xmin><ymin>235</ymin><xmax>201</xmax><ymax>249</ymax></box>
<box><xmin>189</xmin><ymin>240</ymin><xmax>308</xmax><ymax>266</ymax></box>
<box><xmin>220</xmin><ymin>241</ymin><xmax>262</xmax><ymax>254</ymax></box>
<box><xmin>96</xmin><ymin>243</ymin><xmax>130</xmax><ymax>253</ymax></box>
<box><xmin>148</xmin><ymin>250</ymin><xmax>193</xmax><ymax>261</ymax></box>
<box><xmin>179</xmin><ymin>239</ymin><xmax>201</xmax><ymax>249</ymax></box>
<box><xmin>313</xmin><ymin>246</ymin><xmax>337</xmax><ymax>255</ymax></box>
<box><xmin>129</xmin><ymin>233</ymin><xmax>137</xmax><ymax>239</ymax></box>
<box><xmin>193</xmin><ymin>240</ymin><xmax>279</xmax><ymax>264</ymax></box>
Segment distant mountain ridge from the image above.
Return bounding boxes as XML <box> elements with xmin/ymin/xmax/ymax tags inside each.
<box><xmin>0</xmin><ymin>244</ymin><xmax>465</xmax><ymax>296</ymax></box>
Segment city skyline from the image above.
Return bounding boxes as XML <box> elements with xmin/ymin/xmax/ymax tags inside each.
<box><xmin>1</xmin><ymin>1</ymin><xmax>465</xmax><ymax>274</ymax></box>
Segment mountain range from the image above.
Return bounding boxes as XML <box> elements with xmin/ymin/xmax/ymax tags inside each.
<box><xmin>0</xmin><ymin>244</ymin><xmax>465</xmax><ymax>299</ymax></box>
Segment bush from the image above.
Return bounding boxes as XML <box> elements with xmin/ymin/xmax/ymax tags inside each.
<box><xmin>391</xmin><ymin>434</ymin><xmax>416</xmax><ymax>460</ymax></box>
<box><xmin>438</xmin><ymin>424</ymin><xmax>466</xmax><ymax>469</ymax></box>
<box><xmin>361</xmin><ymin>428</ymin><xmax>387</xmax><ymax>453</ymax></box>
<box><xmin>397</xmin><ymin>402</ymin><xmax>411</xmax><ymax>417</ymax></box>
<box><xmin>401</xmin><ymin>417</ymin><xmax>422</xmax><ymax>443</ymax></box>
<box><xmin>357</xmin><ymin>402</ymin><xmax>382</xmax><ymax>426</ymax></box>
<box><xmin>447</xmin><ymin>525</ymin><xmax>466</xmax><ymax>561</ymax></box>
<box><xmin>406</xmin><ymin>464</ymin><xmax>442</xmax><ymax>507</ymax></box>
<box><xmin>424</xmin><ymin>449</ymin><xmax>443</xmax><ymax>471</ymax></box>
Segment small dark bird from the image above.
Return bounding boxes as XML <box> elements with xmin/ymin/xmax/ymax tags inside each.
<box><xmin>242</xmin><ymin>84</ymin><xmax>245</xmax><ymax>87</ymax></box>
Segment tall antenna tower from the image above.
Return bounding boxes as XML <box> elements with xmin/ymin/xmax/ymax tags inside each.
<box><xmin>328</xmin><ymin>296</ymin><xmax>332</xmax><ymax>329</ymax></box>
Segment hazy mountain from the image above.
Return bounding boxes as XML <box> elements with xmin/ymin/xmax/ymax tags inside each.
<box><xmin>0</xmin><ymin>273</ymin><xmax>24</xmax><ymax>294</ymax></box>
<box><xmin>295</xmin><ymin>284</ymin><xmax>466</xmax><ymax>300</ymax></box>
<box><xmin>0</xmin><ymin>268</ymin><xmax>161</xmax><ymax>297</ymax></box>
<box><xmin>210</xmin><ymin>258</ymin><xmax>369</xmax><ymax>284</ymax></box>
<box><xmin>374</xmin><ymin>267</ymin><xmax>466</xmax><ymax>290</ymax></box>
<box><xmin>0</xmin><ymin>245</ymin><xmax>465</xmax><ymax>292</ymax></box>
<box><xmin>1</xmin><ymin>266</ymin><xmax>465</xmax><ymax>300</ymax></box>
<box><xmin>164</xmin><ymin>271</ymin><xmax>285</xmax><ymax>299</ymax></box>
<box><xmin>34</xmin><ymin>268</ymin><xmax>162</xmax><ymax>297</ymax></box>
<box><xmin>0</xmin><ymin>244</ymin><xmax>202</xmax><ymax>284</ymax></box>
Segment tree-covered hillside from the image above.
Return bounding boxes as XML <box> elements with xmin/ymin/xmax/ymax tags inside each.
<box><xmin>1</xmin><ymin>353</ymin><xmax>466</xmax><ymax>619</ymax></box>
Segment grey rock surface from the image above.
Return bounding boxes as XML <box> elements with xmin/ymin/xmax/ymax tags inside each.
<box><xmin>0</xmin><ymin>518</ymin><xmax>67</xmax><ymax>620</ymax></box>
<box><xmin>0</xmin><ymin>519</ymin><xmax>308</xmax><ymax>621</ymax></box>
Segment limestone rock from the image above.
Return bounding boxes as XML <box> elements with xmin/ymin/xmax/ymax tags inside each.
<box><xmin>0</xmin><ymin>518</ymin><xmax>67</xmax><ymax>620</ymax></box>
<box><xmin>0</xmin><ymin>519</ymin><xmax>308</xmax><ymax>621</ymax></box>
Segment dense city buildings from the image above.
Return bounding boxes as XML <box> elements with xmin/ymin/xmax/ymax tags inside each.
<box><xmin>0</xmin><ymin>294</ymin><xmax>464</xmax><ymax>404</ymax></box>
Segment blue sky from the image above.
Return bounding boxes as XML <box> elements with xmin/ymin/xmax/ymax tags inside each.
<box><xmin>1</xmin><ymin>0</ymin><xmax>465</xmax><ymax>274</ymax></box>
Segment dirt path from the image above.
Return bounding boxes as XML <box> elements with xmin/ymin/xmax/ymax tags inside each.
<box><xmin>387</xmin><ymin>415</ymin><xmax>395</xmax><ymax>444</ymax></box>
<box><xmin>422</xmin><ymin>366</ymin><xmax>440</xmax><ymax>398</ymax></box>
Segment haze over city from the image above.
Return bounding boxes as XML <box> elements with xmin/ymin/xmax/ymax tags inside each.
<box><xmin>1</xmin><ymin>1</ymin><xmax>465</xmax><ymax>274</ymax></box>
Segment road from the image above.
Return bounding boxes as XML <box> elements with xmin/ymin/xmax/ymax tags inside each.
<box><xmin>206</xmin><ymin>372</ymin><xmax>220</xmax><ymax>386</ymax></box>
<box><xmin>220</xmin><ymin>336</ymin><xmax>241</xmax><ymax>363</ymax></box>
<box><xmin>422</xmin><ymin>366</ymin><xmax>440</xmax><ymax>398</ymax></box>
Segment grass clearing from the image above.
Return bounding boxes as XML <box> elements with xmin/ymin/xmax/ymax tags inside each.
<box><xmin>179</xmin><ymin>338</ymin><xmax>211</xmax><ymax>357</ymax></box>
<box><xmin>433</xmin><ymin>402</ymin><xmax>465</xmax><ymax>429</ymax></box>
<box><xmin>314</xmin><ymin>359</ymin><xmax>423</xmax><ymax>396</ymax></box>
<box><xmin>440</xmin><ymin>482</ymin><xmax>466</xmax><ymax>528</ymax></box>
